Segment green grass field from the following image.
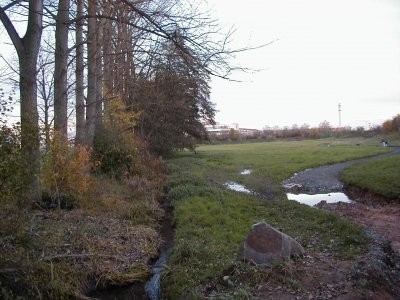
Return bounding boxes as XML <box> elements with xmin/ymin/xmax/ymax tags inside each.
<box><xmin>341</xmin><ymin>155</ymin><xmax>400</xmax><ymax>200</ymax></box>
<box><xmin>161</xmin><ymin>138</ymin><xmax>390</xmax><ymax>298</ymax></box>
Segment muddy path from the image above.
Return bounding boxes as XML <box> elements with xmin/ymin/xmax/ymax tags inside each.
<box><xmin>282</xmin><ymin>146</ymin><xmax>400</xmax><ymax>194</ymax></box>
<box><xmin>282</xmin><ymin>147</ymin><xmax>400</xmax><ymax>253</ymax></box>
<box><xmin>270</xmin><ymin>147</ymin><xmax>400</xmax><ymax>299</ymax></box>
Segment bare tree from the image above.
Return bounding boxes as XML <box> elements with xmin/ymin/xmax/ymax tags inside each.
<box><xmin>75</xmin><ymin>0</ymin><xmax>85</xmax><ymax>145</ymax></box>
<box><xmin>37</xmin><ymin>50</ymin><xmax>55</xmax><ymax>151</ymax></box>
<box><xmin>84</xmin><ymin>0</ymin><xmax>97</xmax><ymax>147</ymax></box>
<box><xmin>54</xmin><ymin>0</ymin><xmax>71</xmax><ymax>141</ymax></box>
<box><xmin>0</xmin><ymin>0</ymin><xmax>43</xmax><ymax>201</ymax></box>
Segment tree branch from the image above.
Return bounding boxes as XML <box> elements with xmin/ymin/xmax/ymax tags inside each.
<box><xmin>0</xmin><ymin>4</ymin><xmax>23</xmax><ymax>55</ymax></box>
<box><xmin>2</xmin><ymin>0</ymin><xmax>24</xmax><ymax>12</ymax></box>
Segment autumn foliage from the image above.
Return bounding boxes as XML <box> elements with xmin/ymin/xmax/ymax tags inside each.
<box><xmin>382</xmin><ymin>114</ymin><xmax>400</xmax><ymax>133</ymax></box>
<box><xmin>41</xmin><ymin>133</ymin><xmax>92</xmax><ymax>209</ymax></box>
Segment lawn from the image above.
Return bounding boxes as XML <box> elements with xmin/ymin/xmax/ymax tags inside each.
<box><xmin>340</xmin><ymin>155</ymin><xmax>400</xmax><ymax>200</ymax></box>
<box><xmin>161</xmin><ymin>138</ymin><xmax>389</xmax><ymax>298</ymax></box>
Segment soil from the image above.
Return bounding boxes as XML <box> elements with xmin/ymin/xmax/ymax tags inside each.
<box><xmin>252</xmin><ymin>147</ymin><xmax>400</xmax><ymax>300</ymax></box>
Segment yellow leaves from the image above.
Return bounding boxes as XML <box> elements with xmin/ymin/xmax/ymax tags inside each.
<box><xmin>41</xmin><ymin>132</ymin><xmax>92</xmax><ymax>208</ymax></box>
<box><xmin>103</xmin><ymin>96</ymin><xmax>141</xmax><ymax>133</ymax></box>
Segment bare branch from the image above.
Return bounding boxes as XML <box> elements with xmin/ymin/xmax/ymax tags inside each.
<box><xmin>0</xmin><ymin>4</ymin><xmax>23</xmax><ymax>54</ymax></box>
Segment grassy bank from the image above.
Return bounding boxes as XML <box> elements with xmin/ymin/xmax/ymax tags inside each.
<box><xmin>341</xmin><ymin>155</ymin><xmax>400</xmax><ymax>201</ymax></box>
<box><xmin>161</xmin><ymin>139</ymin><xmax>387</xmax><ymax>298</ymax></box>
<box><xmin>0</xmin><ymin>176</ymin><xmax>164</xmax><ymax>299</ymax></box>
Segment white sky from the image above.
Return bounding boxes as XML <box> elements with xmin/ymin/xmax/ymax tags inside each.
<box><xmin>206</xmin><ymin>0</ymin><xmax>400</xmax><ymax>129</ymax></box>
<box><xmin>1</xmin><ymin>0</ymin><xmax>399</xmax><ymax>129</ymax></box>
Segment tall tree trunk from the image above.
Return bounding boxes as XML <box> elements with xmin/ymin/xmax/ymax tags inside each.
<box><xmin>75</xmin><ymin>0</ymin><xmax>85</xmax><ymax>145</ymax></box>
<box><xmin>0</xmin><ymin>0</ymin><xmax>43</xmax><ymax>202</ymax></box>
<box><xmin>95</xmin><ymin>12</ymin><xmax>103</xmax><ymax>136</ymax></box>
<box><xmin>54</xmin><ymin>0</ymin><xmax>71</xmax><ymax>142</ymax></box>
<box><xmin>102</xmin><ymin>0</ymin><xmax>112</xmax><ymax>109</ymax></box>
<box><xmin>85</xmin><ymin>0</ymin><xmax>97</xmax><ymax>147</ymax></box>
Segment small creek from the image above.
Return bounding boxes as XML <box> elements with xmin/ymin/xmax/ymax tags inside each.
<box><xmin>145</xmin><ymin>204</ymin><xmax>174</xmax><ymax>300</ymax></box>
<box><xmin>87</xmin><ymin>203</ymin><xmax>174</xmax><ymax>300</ymax></box>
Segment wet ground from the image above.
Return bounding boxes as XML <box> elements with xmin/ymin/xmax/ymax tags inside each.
<box><xmin>267</xmin><ymin>147</ymin><xmax>400</xmax><ymax>299</ymax></box>
<box><xmin>282</xmin><ymin>147</ymin><xmax>400</xmax><ymax>252</ymax></box>
<box><xmin>282</xmin><ymin>146</ymin><xmax>400</xmax><ymax>194</ymax></box>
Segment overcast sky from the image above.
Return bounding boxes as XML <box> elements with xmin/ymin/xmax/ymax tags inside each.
<box><xmin>1</xmin><ymin>0</ymin><xmax>399</xmax><ymax>129</ymax></box>
<box><xmin>206</xmin><ymin>0</ymin><xmax>400</xmax><ymax>129</ymax></box>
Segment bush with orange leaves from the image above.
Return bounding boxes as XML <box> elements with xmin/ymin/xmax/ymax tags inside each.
<box><xmin>41</xmin><ymin>134</ymin><xmax>92</xmax><ymax>209</ymax></box>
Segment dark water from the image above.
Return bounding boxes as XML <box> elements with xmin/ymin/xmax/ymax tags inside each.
<box><xmin>145</xmin><ymin>205</ymin><xmax>174</xmax><ymax>300</ymax></box>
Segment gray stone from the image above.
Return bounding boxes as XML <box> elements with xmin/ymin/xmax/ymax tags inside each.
<box><xmin>238</xmin><ymin>221</ymin><xmax>305</xmax><ymax>266</ymax></box>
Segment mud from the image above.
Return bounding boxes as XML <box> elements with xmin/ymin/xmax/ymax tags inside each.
<box><xmin>273</xmin><ymin>147</ymin><xmax>400</xmax><ymax>299</ymax></box>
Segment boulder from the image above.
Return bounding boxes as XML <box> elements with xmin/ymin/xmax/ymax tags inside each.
<box><xmin>238</xmin><ymin>221</ymin><xmax>304</xmax><ymax>266</ymax></box>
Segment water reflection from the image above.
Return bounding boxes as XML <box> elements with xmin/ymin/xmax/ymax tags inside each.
<box><xmin>286</xmin><ymin>192</ymin><xmax>352</xmax><ymax>207</ymax></box>
<box><xmin>240</xmin><ymin>169</ymin><xmax>252</xmax><ymax>175</ymax></box>
<box><xmin>224</xmin><ymin>182</ymin><xmax>252</xmax><ymax>194</ymax></box>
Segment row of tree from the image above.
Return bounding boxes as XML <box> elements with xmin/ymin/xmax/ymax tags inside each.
<box><xmin>382</xmin><ymin>114</ymin><xmax>400</xmax><ymax>133</ymax></box>
<box><xmin>0</xmin><ymin>0</ymin><xmax>238</xmax><ymax>202</ymax></box>
<box><xmin>208</xmin><ymin>117</ymin><xmax>400</xmax><ymax>142</ymax></box>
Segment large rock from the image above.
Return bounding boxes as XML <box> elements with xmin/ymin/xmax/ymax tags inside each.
<box><xmin>238</xmin><ymin>221</ymin><xmax>304</xmax><ymax>266</ymax></box>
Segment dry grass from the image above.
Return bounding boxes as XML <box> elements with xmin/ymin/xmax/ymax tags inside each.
<box><xmin>0</xmin><ymin>170</ymin><xmax>165</xmax><ymax>298</ymax></box>
<box><xmin>0</xmin><ymin>206</ymin><xmax>161</xmax><ymax>298</ymax></box>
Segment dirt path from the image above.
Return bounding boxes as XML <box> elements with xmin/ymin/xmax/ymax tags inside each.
<box><xmin>282</xmin><ymin>147</ymin><xmax>400</xmax><ymax>253</ymax></box>
<box><xmin>262</xmin><ymin>147</ymin><xmax>400</xmax><ymax>299</ymax></box>
<box><xmin>282</xmin><ymin>146</ymin><xmax>400</xmax><ymax>194</ymax></box>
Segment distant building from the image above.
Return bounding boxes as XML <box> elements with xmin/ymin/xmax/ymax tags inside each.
<box><xmin>205</xmin><ymin>123</ymin><xmax>260</xmax><ymax>138</ymax></box>
<box><xmin>239</xmin><ymin>128</ymin><xmax>261</xmax><ymax>137</ymax></box>
<box><xmin>205</xmin><ymin>123</ymin><xmax>238</xmax><ymax>136</ymax></box>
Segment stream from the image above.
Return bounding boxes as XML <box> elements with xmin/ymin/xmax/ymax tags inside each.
<box><xmin>87</xmin><ymin>203</ymin><xmax>174</xmax><ymax>300</ymax></box>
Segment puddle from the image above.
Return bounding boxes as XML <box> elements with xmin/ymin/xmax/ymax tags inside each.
<box><xmin>224</xmin><ymin>182</ymin><xmax>252</xmax><ymax>194</ymax></box>
<box><xmin>240</xmin><ymin>169</ymin><xmax>252</xmax><ymax>175</ymax></box>
<box><xmin>287</xmin><ymin>192</ymin><xmax>352</xmax><ymax>207</ymax></box>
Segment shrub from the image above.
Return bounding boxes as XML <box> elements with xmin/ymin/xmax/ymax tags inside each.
<box><xmin>41</xmin><ymin>134</ymin><xmax>92</xmax><ymax>209</ymax></box>
<box><xmin>0</xmin><ymin>124</ymin><xmax>26</xmax><ymax>204</ymax></box>
<box><xmin>93</xmin><ymin>129</ymin><xmax>141</xmax><ymax>179</ymax></box>
<box><xmin>93</xmin><ymin>96</ymin><xmax>147</xmax><ymax>179</ymax></box>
